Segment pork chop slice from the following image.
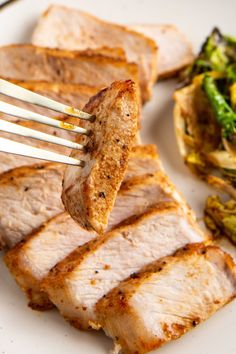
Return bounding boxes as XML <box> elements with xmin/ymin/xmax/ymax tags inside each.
<box><xmin>32</xmin><ymin>4</ymin><xmax>157</xmax><ymax>102</ymax></box>
<box><xmin>0</xmin><ymin>44</ymin><xmax>139</xmax><ymax>95</ymax></box>
<box><xmin>130</xmin><ymin>24</ymin><xmax>194</xmax><ymax>78</ymax></box>
<box><xmin>5</xmin><ymin>171</ymin><xmax>177</xmax><ymax>310</ymax></box>
<box><xmin>124</xmin><ymin>144</ymin><xmax>162</xmax><ymax>181</ymax></box>
<box><xmin>97</xmin><ymin>243</ymin><xmax>236</xmax><ymax>354</ymax></box>
<box><xmin>62</xmin><ymin>80</ymin><xmax>139</xmax><ymax>234</ymax></box>
<box><xmin>0</xmin><ymin>163</ymin><xmax>64</xmax><ymax>249</ymax></box>
<box><xmin>0</xmin><ymin>145</ymin><xmax>159</xmax><ymax>250</ymax></box>
<box><xmin>5</xmin><ymin>212</ymin><xmax>95</xmax><ymax>310</ymax></box>
<box><xmin>42</xmin><ymin>203</ymin><xmax>206</xmax><ymax>330</ymax></box>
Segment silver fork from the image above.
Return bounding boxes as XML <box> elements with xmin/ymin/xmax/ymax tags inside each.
<box><xmin>0</xmin><ymin>79</ymin><xmax>95</xmax><ymax>167</ymax></box>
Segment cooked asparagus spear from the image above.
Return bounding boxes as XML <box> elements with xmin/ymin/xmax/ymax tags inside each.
<box><xmin>202</xmin><ymin>75</ymin><xmax>236</xmax><ymax>140</ymax></box>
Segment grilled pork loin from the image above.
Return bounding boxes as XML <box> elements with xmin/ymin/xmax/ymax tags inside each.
<box><xmin>32</xmin><ymin>4</ymin><xmax>157</xmax><ymax>102</ymax></box>
<box><xmin>42</xmin><ymin>203</ymin><xmax>205</xmax><ymax>330</ymax></box>
<box><xmin>5</xmin><ymin>171</ymin><xmax>178</xmax><ymax>310</ymax></box>
<box><xmin>130</xmin><ymin>24</ymin><xmax>194</xmax><ymax>78</ymax></box>
<box><xmin>97</xmin><ymin>243</ymin><xmax>236</xmax><ymax>354</ymax></box>
<box><xmin>124</xmin><ymin>144</ymin><xmax>162</xmax><ymax>181</ymax></box>
<box><xmin>0</xmin><ymin>45</ymin><xmax>139</xmax><ymax>95</ymax></box>
<box><xmin>0</xmin><ymin>145</ymin><xmax>160</xmax><ymax>250</ymax></box>
<box><xmin>5</xmin><ymin>212</ymin><xmax>96</xmax><ymax>310</ymax></box>
<box><xmin>0</xmin><ymin>163</ymin><xmax>64</xmax><ymax>249</ymax></box>
<box><xmin>62</xmin><ymin>80</ymin><xmax>139</xmax><ymax>234</ymax></box>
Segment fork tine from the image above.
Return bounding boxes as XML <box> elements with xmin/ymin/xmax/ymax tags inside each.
<box><xmin>0</xmin><ymin>119</ymin><xmax>84</xmax><ymax>150</ymax></box>
<box><xmin>0</xmin><ymin>100</ymin><xmax>90</xmax><ymax>135</ymax></box>
<box><xmin>0</xmin><ymin>79</ymin><xmax>95</xmax><ymax>121</ymax></box>
<box><xmin>0</xmin><ymin>137</ymin><xmax>84</xmax><ymax>166</ymax></box>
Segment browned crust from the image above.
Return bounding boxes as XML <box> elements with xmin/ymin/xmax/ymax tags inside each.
<box><xmin>96</xmin><ymin>243</ymin><xmax>236</xmax><ymax>353</ymax></box>
<box><xmin>1</xmin><ymin>43</ymin><xmax>124</xmax><ymax>62</ymax></box>
<box><xmin>99</xmin><ymin>243</ymin><xmax>236</xmax><ymax>306</ymax></box>
<box><xmin>0</xmin><ymin>162</ymin><xmax>63</xmax><ymax>184</ymax></box>
<box><xmin>79</xmin><ymin>46</ymin><xmax>127</xmax><ymax>60</ymax></box>
<box><xmin>35</xmin><ymin>5</ymin><xmax>158</xmax><ymax>101</ymax></box>
<box><xmin>119</xmin><ymin>171</ymin><xmax>164</xmax><ymax>194</ymax></box>
<box><xmin>0</xmin><ymin>45</ymin><xmax>141</xmax><ymax>109</ymax></box>
<box><xmin>4</xmin><ymin>239</ymin><xmax>54</xmax><ymax>311</ymax></box>
<box><xmin>42</xmin><ymin>202</ymin><xmax>180</xmax><ymax>292</ymax></box>
<box><xmin>62</xmin><ymin>80</ymin><xmax>139</xmax><ymax>233</ymax></box>
<box><xmin>3</xmin><ymin>146</ymin><xmax>160</xmax><ymax>307</ymax></box>
<box><xmin>12</xmin><ymin>80</ymin><xmax>100</xmax><ymax>96</ymax></box>
<box><xmin>0</xmin><ymin>44</ymin><xmax>139</xmax><ymax>83</ymax></box>
<box><xmin>130</xmin><ymin>144</ymin><xmax>159</xmax><ymax>160</ymax></box>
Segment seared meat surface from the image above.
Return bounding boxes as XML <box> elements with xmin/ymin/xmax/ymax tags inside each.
<box><xmin>0</xmin><ymin>145</ymin><xmax>160</xmax><ymax>250</ymax></box>
<box><xmin>62</xmin><ymin>80</ymin><xmax>139</xmax><ymax>234</ymax></box>
<box><xmin>97</xmin><ymin>244</ymin><xmax>236</xmax><ymax>354</ymax></box>
<box><xmin>32</xmin><ymin>4</ymin><xmax>157</xmax><ymax>102</ymax></box>
<box><xmin>123</xmin><ymin>144</ymin><xmax>162</xmax><ymax>181</ymax></box>
<box><xmin>42</xmin><ymin>203</ymin><xmax>205</xmax><ymax>330</ymax></box>
<box><xmin>5</xmin><ymin>170</ymin><xmax>177</xmax><ymax>310</ymax></box>
<box><xmin>0</xmin><ymin>45</ymin><xmax>139</xmax><ymax>94</ymax></box>
<box><xmin>5</xmin><ymin>212</ymin><xmax>96</xmax><ymax>310</ymax></box>
<box><xmin>130</xmin><ymin>24</ymin><xmax>194</xmax><ymax>78</ymax></box>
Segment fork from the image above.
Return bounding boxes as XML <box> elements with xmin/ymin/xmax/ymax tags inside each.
<box><xmin>0</xmin><ymin>79</ymin><xmax>96</xmax><ymax>167</ymax></box>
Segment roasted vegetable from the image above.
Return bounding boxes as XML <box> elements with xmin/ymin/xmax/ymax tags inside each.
<box><xmin>174</xmin><ymin>27</ymin><xmax>236</xmax><ymax>245</ymax></box>
<box><xmin>202</xmin><ymin>75</ymin><xmax>236</xmax><ymax>141</ymax></box>
<box><xmin>205</xmin><ymin>195</ymin><xmax>236</xmax><ymax>244</ymax></box>
<box><xmin>183</xmin><ymin>27</ymin><xmax>236</xmax><ymax>84</ymax></box>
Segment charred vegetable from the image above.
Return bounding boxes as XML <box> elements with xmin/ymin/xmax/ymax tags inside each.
<box><xmin>202</xmin><ymin>75</ymin><xmax>236</xmax><ymax>141</ymax></box>
<box><xmin>174</xmin><ymin>27</ymin><xmax>236</xmax><ymax>244</ymax></box>
<box><xmin>205</xmin><ymin>195</ymin><xmax>236</xmax><ymax>244</ymax></box>
<box><xmin>183</xmin><ymin>27</ymin><xmax>236</xmax><ymax>84</ymax></box>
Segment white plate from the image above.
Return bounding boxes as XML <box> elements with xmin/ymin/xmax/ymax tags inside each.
<box><xmin>0</xmin><ymin>0</ymin><xmax>235</xmax><ymax>353</ymax></box>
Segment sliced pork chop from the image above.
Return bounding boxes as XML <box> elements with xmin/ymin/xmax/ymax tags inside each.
<box><xmin>5</xmin><ymin>171</ymin><xmax>178</xmax><ymax>310</ymax></box>
<box><xmin>62</xmin><ymin>80</ymin><xmax>139</xmax><ymax>234</ymax></box>
<box><xmin>32</xmin><ymin>4</ymin><xmax>157</xmax><ymax>102</ymax></box>
<box><xmin>130</xmin><ymin>24</ymin><xmax>194</xmax><ymax>78</ymax></box>
<box><xmin>5</xmin><ymin>212</ymin><xmax>96</xmax><ymax>310</ymax></box>
<box><xmin>97</xmin><ymin>244</ymin><xmax>236</xmax><ymax>354</ymax></box>
<box><xmin>0</xmin><ymin>163</ymin><xmax>64</xmax><ymax>249</ymax></box>
<box><xmin>0</xmin><ymin>45</ymin><xmax>139</xmax><ymax>96</ymax></box>
<box><xmin>42</xmin><ymin>203</ymin><xmax>206</xmax><ymax>330</ymax></box>
<box><xmin>0</xmin><ymin>145</ymin><xmax>160</xmax><ymax>250</ymax></box>
<box><xmin>124</xmin><ymin>144</ymin><xmax>162</xmax><ymax>181</ymax></box>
